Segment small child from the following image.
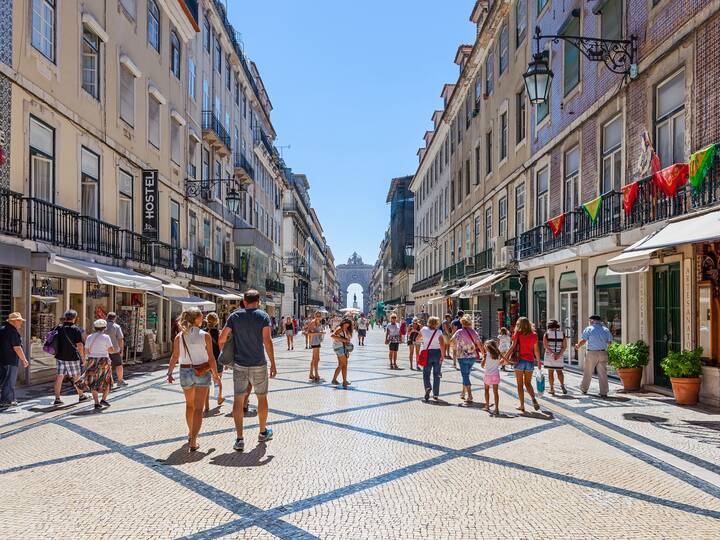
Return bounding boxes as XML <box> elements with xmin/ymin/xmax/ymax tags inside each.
<box><xmin>483</xmin><ymin>339</ymin><xmax>503</xmax><ymax>415</ymax></box>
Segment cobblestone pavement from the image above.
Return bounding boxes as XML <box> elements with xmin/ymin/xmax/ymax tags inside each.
<box><xmin>1</xmin><ymin>329</ymin><xmax>719</xmax><ymax>539</ymax></box>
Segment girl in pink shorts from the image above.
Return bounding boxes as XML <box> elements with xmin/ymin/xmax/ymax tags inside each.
<box><xmin>483</xmin><ymin>340</ymin><xmax>504</xmax><ymax>415</ymax></box>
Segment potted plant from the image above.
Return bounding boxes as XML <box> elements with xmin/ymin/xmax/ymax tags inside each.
<box><xmin>607</xmin><ymin>341</ymin><xmax>649</xmax><ymax>391</ymax></box>
<box><xmin>660</xmin><ymin>348</ymin><xmax>703</xmax><ymax>405</ymax></box>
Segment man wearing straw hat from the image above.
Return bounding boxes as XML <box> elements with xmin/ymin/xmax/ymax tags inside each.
<box><xmin>0</xmin><ymin>313</ymin><xmax>29</xmax><ymax>407</ymax></box>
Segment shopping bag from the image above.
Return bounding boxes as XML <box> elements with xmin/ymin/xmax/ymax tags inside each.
<box><xmin>534</xmin><ymin>367</ymin><xmax>545</xmax><ymax>395</ymax></box>
<box><xmin>218</xmin><ymin>336</ymin><xmax>235</xmax><ymax>367</ymax></box>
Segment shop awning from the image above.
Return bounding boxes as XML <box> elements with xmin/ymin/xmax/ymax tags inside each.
<box><xmin>170</xmin><ymin>296</ymin><xmax>216</xmax><ymax>312</ymax></box>
<box><xmin>46</xmin><ymin>256</ymin><xmax>163</xmax><ymax>292</ymax></box>
<box><xmin>607</xmin><ymin>248</ymin><xmax>655</xmax><ymax>275</ymax></box>
<box><xmin>450</xmin><ymin>275</ymin><xmax>487</xmax><ymax>298</ymax></box>
<box><xmin>625</xmin><ymin>209</ymin><xmax>720</xmax><ymax>252</ymax></box>
<box><xmin>190</xmin><ymin>285</ymin><xmax>243</xmax><ymax>301</ymax></box>
<box><xmin>161</xmin><ymin>282</ymin><xmax>189</xmax><ymax>297</ymax></box>
<box><xmin>459</xmin><ymin>271</ymin><xmax>510</xmax><ymax>298</ymax></box>
<box><xmin>32</xmin><ymin>294</ymin><xmax>59</xmax><ymax>304</ymax></box>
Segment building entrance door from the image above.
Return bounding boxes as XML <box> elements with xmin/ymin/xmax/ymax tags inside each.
<box><xmin>653</xmin><ymin>264</ymin><xmax>681</xmax><ymax>387</ymax></box>
<box><xmin>560</xmin><ymin>291</ymin><xmax>579</xmax><ymax>365</ymax></box>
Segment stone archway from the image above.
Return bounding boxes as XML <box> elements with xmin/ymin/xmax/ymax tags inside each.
<box><xmin>337</xmin><ymin>252</ymin><xmax>373</xmax><ymax>310</ymax></box>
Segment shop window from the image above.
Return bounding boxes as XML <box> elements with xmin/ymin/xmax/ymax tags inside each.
<box><xmin>29</xmin><ymin>116</ymin><xmax>55</xmax><ymax>202</ymax></box>
<box><xmin>30</xmin><ymin>275</ymin><xmax>64</xmax><ymax>374</ymax></box>
<box><xmin>81</xmin><ymin>147</ymin><xmax>100</xmax><ymax>219</ymax></box>
<box><xmin>655</xmin><ymin>70</ymin><xmax>685</xmax><ymax>167</ymax></box>
<box><xmin>594</xmin><ymin>266</ymin><xmax>622</xmax><ymax>342</ymax></box>
<box><xmin>533</xmin><ymin>277</ymin><xmax>547</xmax><ymax>333</ymax></box>
<box><xmin>559</xmin><ymin>271</ymin><xmax>579</xmax><ymax>365</ymax></box>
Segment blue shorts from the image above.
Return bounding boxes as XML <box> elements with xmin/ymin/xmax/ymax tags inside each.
<box><xmin>515</xmin><ymin>359</ymin><xmax>536</xmax><ymax>372</ymax></box>
<box><xmin>179</xmin><ymin>367</ymin><xmax>212</xmax><ymax>389</ymax></box>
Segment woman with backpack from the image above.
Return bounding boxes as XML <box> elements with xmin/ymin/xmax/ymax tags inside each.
<box><xmin>331</xmin><ymin>318</ymin><xmax>354</xmax><ymax>387</ymax></box>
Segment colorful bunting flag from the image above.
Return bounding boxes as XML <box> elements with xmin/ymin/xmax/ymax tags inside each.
<box><xmin>582</xmin><ymin>196</ymin><xmax>603</xmax><ymax>223</ymax></box>
<box><xmin>688</xmin><ymin>144</ymin><xmax>717</xmax><ymax>190</ymax></box>
<box><xmin>547</xmin><ymin>213</ymin><xmax>566</xmax><ymax>237</ymax></box>
<box><xmin>622</xmin><ymin>181</ymin><xmax>640</xmax><ymax>216</ymax></box>
<box><xmin>653</xmin><ymin>163</ymin><xmax>689</xmax><ymax>197</ymax></box>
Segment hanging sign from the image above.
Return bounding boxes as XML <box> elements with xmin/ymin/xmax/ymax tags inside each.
<box><xmin>142</xmin><ymin>169</ymin><xmax>159</xmax><ymax>240</ymax></box>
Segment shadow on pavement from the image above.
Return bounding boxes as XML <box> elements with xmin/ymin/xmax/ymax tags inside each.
<box><xmin>521</xmin><ymin>410</ymin><xmax>555</xmax><ymax>421</ymax></box>
<box><xmin>160</xmin><ymin>445</ymin><xmax>216</xmax><ymax>465</ymax></box>
<box><xmin>209</xmin><ymin>443</ymin><xmax>273</xmax><ymax>467</ymax></box>
<box><xmin>423</xmin><ymin>398</ymin><xmax>451</xmax><ymax>407</ymax></box>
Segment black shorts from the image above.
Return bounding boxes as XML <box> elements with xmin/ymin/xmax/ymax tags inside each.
<box><xmin>388</xmin><ymin>343</ymin><xmax>400</xmax><ymax>352</ymax></box>
<box><xmin>311</xmin><ymin>345</ymin><xmax>321</xmax><ymax>349</ymax></box>
<box><xmin>358</xmin><ymin>329</ymin><xmax>367</xmax><ymax>337</ymax></box>
<box><xmin>109</xmin><ymin>353</ymin><xmax>123</xmax><ymax>367</ymax></box>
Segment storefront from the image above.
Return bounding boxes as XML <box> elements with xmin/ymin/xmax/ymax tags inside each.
<box><xmin>189</xmin><ymin>284</ymin><xmax>242</xmax><ymax>324</ymax></box>
<box><xmin>532</xmin><ymin>277</ymin><xmax>548</xmax><ymax>335</ymax></box>
<box><xmin>593</xmin><ymin>266</ymin><xmax>622</xmax><ymax>342</ymax></box>
<box><xmin>29</xmin><ymin>274</ymin><xmax>67</xmax><ymax>381</ymax></box>
<box><xmin>558</xmin><ymin>271</ymin><xmax>579</xmax><ymax>366</ymax></box>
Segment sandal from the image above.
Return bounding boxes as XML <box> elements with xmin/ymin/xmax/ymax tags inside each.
<box><xmin>331</xmin><ymin>379</ymin><xmax>339</xmax><ymax>385</ymax></box>
<box><xmin>342</xmin><ymin>381</ymin><xmax>351</xmax><ymax>387</ymax></box>
<box><xmin>533</xmin><ymin>399</ymin><xmax>540</xmax><ymax>411</ymax></box>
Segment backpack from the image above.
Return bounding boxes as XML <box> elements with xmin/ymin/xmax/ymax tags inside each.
<box><xmin>43</xmin><ymin>328</ymin><xmax>60</xmax><ymax>355</ymax></box>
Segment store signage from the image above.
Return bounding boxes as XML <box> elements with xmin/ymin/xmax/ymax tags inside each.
<box><xmin>87</xmin><ymin>285</ymin><xmax>110</xmax><ymax>299</ymax></box>
<box><xmin>32</xmin><ymin>278</ymin><xmax>63</xmax><ymax>296</ymax></box>
<box><xmin>142</xmin><ymin>169</ymin><xmax>159</xmax><ymax>240</ymax></box>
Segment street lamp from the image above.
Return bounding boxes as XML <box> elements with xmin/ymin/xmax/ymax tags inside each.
<box><xmin>184</xmin><ymin>177</ymin><xmax>245</xmax><ymax>214</ymax></box>
<box><xmin>226</xmin><ymin>187</ymin><xmax>242</xmax><ymax>215</ymax></box>
<box><xmin>523</xmin><ymin>50</ymin><xmax>553</xmax><ymax>105</ymax></box>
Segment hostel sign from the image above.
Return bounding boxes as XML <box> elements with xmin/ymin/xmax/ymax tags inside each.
<box><xmin>142</xmin><ymin>169</ymin><xmax>159</xmax><ymax>240</ymax></box>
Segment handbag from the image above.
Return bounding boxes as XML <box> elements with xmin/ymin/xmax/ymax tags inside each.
<box><xmin>182</xmin><ymin>334</ymin><xmax>211</xmax><ymax>376</ymax></box>
<box><xmin>417</xmin><ymin>329</ymin><xmax>439</xmax><ymax>368</ymax></box>
<box><xmin>218</xmin><ymin>334</ymin><xmax>235</xmax><ymax>367</ymax></box>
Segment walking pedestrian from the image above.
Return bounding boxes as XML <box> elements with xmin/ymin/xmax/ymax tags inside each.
<box><xmin>498</xmin><ymin>327</ymin><xmax>512</xmax><ymax>372</ymax></box>
<box><xmin>385</xmin><ymin>314</ymin><xmax>401</xmax><ymax>369</ymax></box>
<box><xmin>504</xmin><ymin>317</ymin><xmax>541</xmax><ymax>413</ymax></box>
<box><xmin>483</xmin><ymin>340</ymin><xmax>503</xmax><ymax>415</ymax></box>
<box><xmin>356</xmin><ymin>314</ymin><xmax>368</xmax><ymax>346</ymax></box>
<box><xmin>284</xmin><ymin>315</ymin><xmax>295</xmax><ymax>350</ymax></box>
<box><xmin>369</xmin><ymin>316</ymin><xmax>375</xmax><ymax>330</ymax></box>
<box><xmin>449</xmin><ymin>311</ymin><xmax>464</xmax><ymax>369</ymax></box>
<box><xmin>0</xmin><ymin>313</ymin><xmax>29</xmax><ymax>408</ymax></box>
<box><xmin>441</xmin><ymin>314</ymin><xmax>453</xmax><ymax>359</ymax></box>
<box><xmin>204</xmin><ymin>313</ymin><xmax>225</xmax><ymax>411</ymax></box>
<box><xmin>218</xmin><ymin>289</ymin><xmax>277</xmax><ymax>452</ymax></box>
<box><xmin>450</xmin><ymin>315</ymin><xmax>484</xmax><ymax>403</ymax></box>
<box><xmin>418</xmin><ymin>316</ymin><xmax>446</xmax><ymax>401</ymax></box>
<box><xmin>303</xmin><ymin>317</ymin><xmax>312</xmax><ymax>349</ymax></box>
<box><xmin>303</xmin><ymin>312</ymin><xmax>324</xmax><ymax>381</ymax></box>
<box><xmin>331</xmin><ymin>318</ymin><xmax>354</xmax><ymax>387</ymax></box>
<box><xmin>53</xmin><ymin>310</ymin><xmax>89</xmax><ymax>406</ymax></box>
<box><xmin>543</xmin><ymin>320</ymin><xmax>567</xmax><ymax>395</ymax></box>
<box><xmin>104</xmin><ymin>312</ymin><xmax>127</xmax><ymax>388</ymax></box>
<box><xmin>167</xmin><ymin>308</ymin><xmax>221</xmax><ymax>452</ymax></box>
<box><xmin>575</xmin><ymin>315</ymin><xmax>614</xmax><ymax>398</ymax></box>
<box><xmin>406</xmin><ymin>319</ymin><xmax>421</xmax><ymax>370</ymax></box>
<box><xmin>81</xmin><ymin>319</ymin><xmax>116</xmax><ymax>410</ymax></box>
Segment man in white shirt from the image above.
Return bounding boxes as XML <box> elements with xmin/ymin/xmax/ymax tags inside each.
<box><xmin>104</xmin><ymin>313</ymin><xmax>127</xmax><ymax>387</ymax></box>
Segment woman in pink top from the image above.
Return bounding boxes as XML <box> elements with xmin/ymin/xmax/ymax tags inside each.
<box><xmin>450</xmin><ymin>315</ymin><xmax>485</xmax><ymax>403</ymax></box>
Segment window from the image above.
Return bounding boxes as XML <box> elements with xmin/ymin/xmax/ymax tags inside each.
<box><xmin>214</xmin><ymin>38</ymin><xmax>222</xmax><ymax>73</ymax></box>
<box><xmin>170</xmin><ymin>200</ymin><xmax>180</xmax><ymax>249</ymax></box>
<box><xmin>170</xmin><ymin>118</ymin><xmax>181</xmax><ymax>165</ymax></box>
<box><xmin>189</xmin><ymin>211</ymin><xmax>197</xmax><ymax>252</ymax></box>
<box><xmin>32</xmin><ymin>0</ymin><xmax>55</xmax><ymax>62</ymax></box>
<box><xmin>486</xmin><ymin>130</ymin><xmax>493</xmax><ymax>174</ymax></box>
<box><xmin>147</xmin><ymin>0</ymin><xmax>160</xmax><ymax>52</ymax></box>
<box><xmin>537</xmin><ymin>0</ymin><xmax>549</xmax><ymax>14</ymax></box>
<box><xmin>119</xmin><ymin>66</ymin><xmax>135</xmax><ymax>126</ymax></box>
<box><xmin>235</xmin><ymin>79</ymin><xmax>240</xmax><ymax>106</ymax></box>
<box><xmin>226</xmin><ymin>56</ymin><xmax>232</xmax><ymax>90</ymax></box>
<box><xmin>655</xmin><ymin>70</ymin><xmax>686</xmax><ymax>167</ymax></box>
<box><xmin>201</xmin><ymin>148</ymin><xmax>210</xmax><ymax>191</ymax></box>
<box><xmin>81</xmin><ymin>29</ymin><xmax>100</xmax><ymax>99</ymax></box>
<box><xmin>118</xmin><ymin>169</ymin><xmax>133</xmax><ymax>231</ymax></box>
<box><xmin>170</xmin><ymin>31</ymin><xmax>181</xmax><ymax>79</ymax></box>
<box><xmin>516</xmin><ymin>90</ymin><xmax>526</xmax><ymax>143</ymax></box>
<box><xmin>214</xmin><ymin>226</ymin><xmax>222</xmax><ymax>261</ymax></box>
<box><xmin>203</xmin><ymin>16</ymin><xmax>211</xmax><ymax>52</ymax></box>
<box><xmin>563</xmin><ymin>16</ymin><xmax>581</xmax><ymax>95</ymax></box>
<box><xmin>499</xmin><ymin>25</ymin><xmax>509</xmax><ymax>75</ymax></box>
<box><xmin>214</xmin><ymin>160</ymin><xmax>222</xmax><ymax>199</ymax></box>
<box><xmin>474</xmin><ymin>216</ymin><xmax>482</xmax><ymax>253</ymax></box>
<box><xmin>29</xmin><ymin>116</ymin><xmax>55</xmax><ymax>202</ymax></box>
<box><xmin>594</xmin><ymin>266</ymin><xmax>622</xmax><ymax>342</ymax></box>
<box><xmin>202</xmin><ymin>78</ymin><xmax>209</xmax><ymax>111</ymax></box>
<box><xmin>536</xmin><ymin>167</ymin><xmax>549</xmax><ymax>225</ymax></box>
<box><xmin>600</xmin><ymin>0</ymin><xmax>623</xmax><ymax>41</ymax></box>
<box><xmin>188</xmin><ymin>138</ymin><xmax>197</xmax><ymax>179</ymax></box>
<box><xmin>564</xmin><ymin>146</ymin><xmax>580</xmax><ymax>211</ymax></box>
<box><xmin>499</xmin><ymin>196</ymin><xmax>507</xmax><ymax>238</ymax></box>
<box><xmin>500</xmin><ymin>112</ymin><xmax>508</xmax><ymax>160</ymax></box>
<box><xmin>602</xmin><ymin>116</ymin><xmax>622</xmax><ymax>193</ymax></box>
<box><xmin>515</xmin><ymin>184</ymin><xmax>525</xmax><ymax>236</ymax></box>
<box><xmin>81</xmin><ymin>147</ymin><xmax>100</xmax><ymax>219</ymax></box>
<box><xmin>485</xmin><ymin>53</ymin><xmax>494</xmax><ymax>95</ymax></box>
<box><xmin>484</xmin><ymin>207</ymin><xmax>493</xmax><ymax>250</ymax></box>
<box><xmin>120</xmin><ymin>0</ymin><xmax>136</xmax><ymax>18</ymax></box>
<box><xmin>450</xmin><ymin>176</ymin><xmax>455</xmax><ymax>207</ymax></box>
<box><xmin>188</xmin><ymin>57</ymin><xmax>196</xmax><ymax>100</ymax></box>
<box><xmin>465</xmin><ymin>224</ymin><xmax>472</xmax><ymax>257</ymax></box>
<box><xmin>516</xmin><ymin>0</ymin><xmax>527</xmax><ymax>47</ymax></box>
<box><xmin>474</xmin><ymin>76</ymin><xmax>482</xmax><ymax>104</ymax></box>
<box><xmin>475</xmin><ymin>145</ymin><xmax>481</xmax><ymax>185</ymax></box>
<box><xmin>148</xmin><ymin>95</ymin><xmax>160</xmax><ymax>149</ymax></box>
<box><xmin>465</xmin><ymin>159</ymin><xmax>471</xmax><ymax>195</ymax></box>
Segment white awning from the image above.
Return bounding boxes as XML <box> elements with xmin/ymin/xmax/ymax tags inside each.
<box><xmin>607</xmin><ymin>248</ymin><xmax>655</xmax><ymax>275</ymax></box>
<box><xmin>170</xmin><ymin>296</ymin><xmax>216</xmax><ymax>312</ymax></box>
<box><xmin>450</xmin><ymin>275</ymin><xmax>489</xmax><ymax>298</ymax></box>
<box><xmin>47</xmin><ymin>256</ymin><xmax>163</xmax><ymax>292</ymax></box>
<box><xmin>190</xmin><ymin>285</ymin><xmax>243</xmax><ymax>301</ymax></box>
<box><xmin>162</xmin><ymin>282</ymin><xmax>189</xmax><ymax>297</ymax></box>
<box><xmin>32</xmin><ymin>295</ymin><xmax>59</xmax><ymax>304</ymax></box>
<box><xmin>626</xmin><ymin>209</ymin><xmax>720</xmax><ymax>252</ymax></box>
<box><xmin>459</xmin><ymin>271</ymin><xmax>509</xmax><ymax>298</ymax></box>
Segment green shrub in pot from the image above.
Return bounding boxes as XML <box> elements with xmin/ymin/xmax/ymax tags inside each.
<box><xmin>607</xmin><ymin>341</ymin><xmax>650</xmax><ymax>369</ymax></box>
<box><xmin>660</xmin><ymin>348</ymin><xmax>703</xmax><ymax>379</ymax></box>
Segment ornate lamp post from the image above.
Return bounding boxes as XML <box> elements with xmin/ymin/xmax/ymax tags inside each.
<box><xmin>184</xmin><ymin>177</ymin><xmax>244</xmax><ymax>215</ymax></box>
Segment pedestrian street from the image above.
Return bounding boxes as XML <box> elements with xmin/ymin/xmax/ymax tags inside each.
<box><xmin>0</xmin><ymin>328</ymin><xmax>719</xmax><ymax>539</ymax></box>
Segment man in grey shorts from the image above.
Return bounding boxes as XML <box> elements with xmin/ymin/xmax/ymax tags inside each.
<box><xmin>219</xmin><ymin>289</ymin><xmax>277</xmax><ymax>452</ymax></box>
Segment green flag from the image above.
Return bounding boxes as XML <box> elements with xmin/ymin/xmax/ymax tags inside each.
<box><xmin>582</xmin><ymin>196</ymin><xmax>603</xmax><ymax>223</ymax></box>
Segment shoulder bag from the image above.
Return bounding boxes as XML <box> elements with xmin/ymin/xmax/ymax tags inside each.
<box><xmin>218</xmin><ymin>333</ymin><xmax>235</xmax><ymax>367</ymax></box>
<box><xmin>181</xmin><ymin>334</ymin><xmax>211</xmax><ymax>376</ymax></box>
<box><xmin>417</xmin><ymin>329</ymin><xmax>438</xmax><ymax>368</ymax></box>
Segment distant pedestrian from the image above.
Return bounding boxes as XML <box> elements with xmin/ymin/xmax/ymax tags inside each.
<box><xmin>205</xmin><ymin>312</ymin><xmax>225</xmax><ymax>411</ymax></box>
<box><xmin>483</xmin><ymin>340</ymin><xmax>503</xmax><ymax>415</ymax></box>
<box><xmin>331</xmin><ymin>318</ymin><xmax>354</xmax><ymax>387</ymax></box>
<box><xmin>543</xmin><ymin>320</ymin><xmax>567</xmax><ymax>395</ymax></box>
<box><xmin>418</xmin><ymin>316</ymin><xmax>446</xmax><ymax>402</ymax></box>
<box><xmin>505</xmin><ymin>317</ymin><xmax>541</xmax><ymax>413</ymax></box>
<box><xmin>167</xmin><ymin>308</ymin><xmax>221</xmax><ymax>452</ymax></box>
<box><xmin>303</xmin><ymin>312</ymin><xmax>324</xmax><ymax>381</ymax></box>
<box><xmin>81</xmin><ymin>319</ymin><xmax>116</xmax><ymax>410</ymax></box>
<box><xmin>369</xmin><ymin>316</ymin><xmax>375</xmax><ymax>330</ymax></box>
<box><xmin>385</xmin><ymin>314</ymin><xmax>401</xmax><ymax>369</ymax></box>
<box><xmin>53</xmin><ymin>310</ymin><xmax>89</xmax><ymax>406</ymax></box>
<box><xmin>407</xmin><ymin>319</ymin><xmax>421</xmax><ymax>370</ymax></box>
<box><xmin>449</xmin><ymin>311</ymin><xmax>464</xmax><ymax>369</ymax></box>
<box><xmin>441</xmin><ymin>314</ymin><xmax>453</xmax><ymax>359</ymax></box>
<box><xmin>357</xmin><ymin>315</ymin><xmax>368</xmax><ymax>346</ymax></box>
<box><xmin>498</xmin><ymin>327</ymin><xmax>512</xmax><ymax>372</ymax></box>
<box><xmin>450</xmin><ymin>315</ymin><xmax>484</xmax><ymax>403</ymax></box>
<box><xmin>104</xmin><ymin>312</ymin><xmax>127</xmax><ymax>388</ymax></box>
<box><xmin>219</xmin><ymin>289</ymin><xmax>277</xmax><ymax>452</ymax></box>
<box><xmin>575</xmin><ymin>315</ymin><xmax>613</xmax><ymax>398</ymax></box>
<box><xmin>284</xmin><ymin>315</ymin><xmax>295</xmax><ymax>350</ymax></box>
<box><xmin>0</xmin><ymin>313</ymin><xmax>29</xmax><ymax>408</ymax></box>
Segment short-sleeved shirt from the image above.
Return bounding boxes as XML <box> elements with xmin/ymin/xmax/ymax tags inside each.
<box><xmin>104</xmin><ymin>320</ymin><xmax>124</xmax><ymax>350</ymax></box>
<box><xmin>419</xmin><ymin>327</ymin><xmax>442</xmax><ymax>350</ymax></box>
<box><xmin>226</xmin><ymin>308</ymin><xmax>270</xmax><ymax>367</ymax></box>
<box><xmin>0</xmin><ymin>324</ymin><xmax>22</xmax><ymax>367</ymax></box>
<box><xmin>386</xmin><ymin>323</ymin><xmax>401</xmax><ymax>343</ymax></box>
<box><xmin>55</xmin><ymin>323</ymin><xmax>84</xmax><ymax>362</ymax></box>
<box><xmin>513</xmin><ymin>331</ymin><xmax>538</xmax><ymax>361</ymax></box>
<box><xmin>451</xmin><ymin>328</ymin><xmax>481</xmax><ymax>359</ymax></box>
<box><xmin>357</xmin><ymin>319</ymin><xmax>368</xmax><ymax>330</ymax></box>
<box><xmin>451</xmin><ymin>318</ymin><xmax>462</xmax><ymax>331</ymax></box>
<box><xmin>85</xmin><ymin>332</ymin><xmax>114</xmax><ymax>358</ymax></box>
<box><xmin>581</xmin><ymin>323</ymin><xmax>613</xmax><ymax>351</ymax></box>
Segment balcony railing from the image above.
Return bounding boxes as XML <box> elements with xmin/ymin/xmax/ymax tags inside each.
<box><xmin>27</xmin><ymin>198</ymin><xmax>80</xmax><ymax>249</ymax></box>
<box><xmin>194</xmin><ymin>254</ymin><xmax>223</xmax><ymax>280</ymax></box>
<box><xmin>443</xmin><ymin>260</ymin><xmax>466</xmax><ymax>282</ymax></box>
<box><xmin>516</xmin><ymin>153</ymin><xmax>720</xmax><ymax>260</ymax></box>
<box><xmin>80</xmin><ymin>216</ymin><xmax>121</xmax><ymax>258</ymax></box>
<box><xmin>411</xmin><ymin>271</ymin><xmax>442</xmax><ymax>293</ymax></box>
<box><xmin>475</xmin><ymin>248</ymin><xmax>493</xmax><ymax>272</ymax></box>
<box><xmin>233</xmin><ymin>152</ymin><xmax>255</xmax><ymax>181</ymax></box>
<box><xmin>254</xmin><ymin>128</ymin><xmax>274</xmax><ymax>156</ymax></box>
<box><xmin>202</xmin><ymin>110</ymin><xmax>231</xmax><ymax>150</ymax></box>
<box><xmin>0</xmin><ymin>188</ymin><xmax>23</xmax><ymax>237</ymax></box>
<box><xmin>266</xmin><ymin>277</ymin><xmax>285</xmax><ymax>293</ymax></box>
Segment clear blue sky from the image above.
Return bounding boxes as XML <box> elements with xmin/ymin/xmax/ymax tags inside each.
<box><xmin>227</xmin><ymin>0</ymin><xmax>474</xmax><ymax>266</ymax></box>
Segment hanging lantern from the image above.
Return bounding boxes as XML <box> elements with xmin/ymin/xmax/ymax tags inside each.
<box><xmin>523</xmin><ymin>51</ymin><xmax>553</xmax><ymax>105</ymax></box>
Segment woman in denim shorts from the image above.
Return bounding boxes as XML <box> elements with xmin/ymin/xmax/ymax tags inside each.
<box><xmin>166</xmin><ymin>308</ymin><xmax>220</xmax><ymax>452</ymax></box>
<box><xmin>331</xmin><ymin>318</ymin><xmax>354</xmax><ymax>387</ymax></box>
<box><xmin>505</xmin><ymin>317</ymin><xmax>541</xmax><ymax>413</ymax></box>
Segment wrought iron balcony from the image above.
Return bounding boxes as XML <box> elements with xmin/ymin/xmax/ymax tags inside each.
<box><xmin>233</xmin><ymin>152</ymin><xmax>255</xmax><ymax>184</ymax></box>
<box><xmin>202</xmin><ymin>111</ymin><xmax>231</xmax><ymax>156</ymax></box>
<box><xmin>265</xmin><ymin>277</ymin><xmax>285</xmax><ymax>293</ymax></box>
<box><xmin>0</xmin><ymin>188</ymin><xmax>23</xmax><ymax>237</ymax></box>
<box><xmin>410</xmin><ymin>271</ymin><xmax>442</xmax><ymax>293</ymax></box>
<box><xmin>475</xmin><ymin>248</ymin><xmax>493</xmax><ymax>272</ymax></box>
<box><xmin>253</xmin><ymin>128</ymin><xmax>274</xmax><ymax>156</ymax></box>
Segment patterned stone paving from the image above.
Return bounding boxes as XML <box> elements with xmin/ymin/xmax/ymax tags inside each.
<box><xmin>0</xmin><ymin>329</ymin><xmax>719</xmax><ymax>539</ymax></box>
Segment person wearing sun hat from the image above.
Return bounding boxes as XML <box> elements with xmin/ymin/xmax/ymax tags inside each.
<box><xmin>575</xmin><ymin>315</ymin><xmax>614</xmax><ymax>398</ymax></box>
<box><xmin>80</xmin><ymin>318</ymin><xmax>117</xmax><ymax>410</ymax></box>
<box><xmin>0</xmin><ymin>313</ymin><xmax>29</xmax><ymax>408</ymax></box>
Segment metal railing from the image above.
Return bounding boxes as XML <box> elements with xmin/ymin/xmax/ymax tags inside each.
<box><xmin>80</xmin><ymin>216</ymin><xmax>121</xmax><ymax>258</ymax></box>
<box><xmin>265</xmin><ymin>277</ymin><xmax>285</xmax><ymax>293</ymax></box>
<box><xmin>411</xmin><ymin>271</ymin><xmax>442</xmax><ymax>293</ymax></box>
<box><xmin>26</xmin><ymin>198</ymin><xmax>80</xmax><ymax>248</ymax></box>
<box><xmin>233</xmin><ymin>152</ymin><xmax>255</xmax><ymax>179</ymax></box>
<box><xmin>475</xmin><ymin>248</ymin><xmax>493</xmax><ymax>272</ymax></box>
<box><xmin>202</xmin><ymin>110</ymin><xmax>231</xmax><ymax>149</ymax></box>
<box><xmin>0</xmin><ymin>188</ymin><xmax>23</xmax><ymax>237</ymax></box>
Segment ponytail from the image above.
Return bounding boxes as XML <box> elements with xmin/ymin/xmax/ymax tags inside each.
<box><xmin>177</xmin><ymin>307</ymin><xmax>202</xmax><ymax>335</ymax></box>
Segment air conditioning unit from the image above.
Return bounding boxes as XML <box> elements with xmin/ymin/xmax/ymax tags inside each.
<box><xmin>465</xmin><ymin>256</ymin><xmax>475</xmax><ymax>267</ymax></box>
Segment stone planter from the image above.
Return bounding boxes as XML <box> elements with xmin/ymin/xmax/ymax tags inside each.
<box><xmin>670</xmin><ymin>377</ymin><xmax>702</xmax><ymax>405</ymax></box>
<box><xmin>617</xmin><ymin>367</ymin><xmax>643</xmax><ymax>391</ymax></box>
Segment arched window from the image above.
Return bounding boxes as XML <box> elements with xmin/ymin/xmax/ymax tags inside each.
<box><xmin>147</xmin><ymin>0</ymin><xmax>160</xmax><ymax>52</ymax></box>
<box><xmin>170</xmin><ymin>31</ymin><xmax>181</xmax><ymax>78</ymax></box>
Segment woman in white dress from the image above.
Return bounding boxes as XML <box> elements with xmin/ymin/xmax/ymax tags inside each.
<box><xmin>543</xmin><ymin>319</ymin><xmax>567</xmax><ymax>395</ymax></box>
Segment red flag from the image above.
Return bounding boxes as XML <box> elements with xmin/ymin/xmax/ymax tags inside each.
<box><xmin>547</xmin><ymin>213</ymin><xmax>566</xmax><ymax>237</ymax></box>
<box><xmin>653</xmin><ymin>163</ymin><xmax>689</xmax><ymax>197</ymax></box>
<box><xmin>622</xmin><ymin>181</ymin><xmax>640</xmax><ymax>215</ymax></box>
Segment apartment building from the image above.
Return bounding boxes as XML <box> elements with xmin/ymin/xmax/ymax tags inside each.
<box><xmin>0</xmin><ymin>0</ymin><xmax>335</xmax><ymax>384</ymax></box>
<box><xmin>411</xmin><ymin>0</ymin><xmax>720</xmax><ymax>405</ymax></box>
<box><xmin>384</xmin><ymin>175</ymin><xmax>415</xmax><ymax>317</ymax></box>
